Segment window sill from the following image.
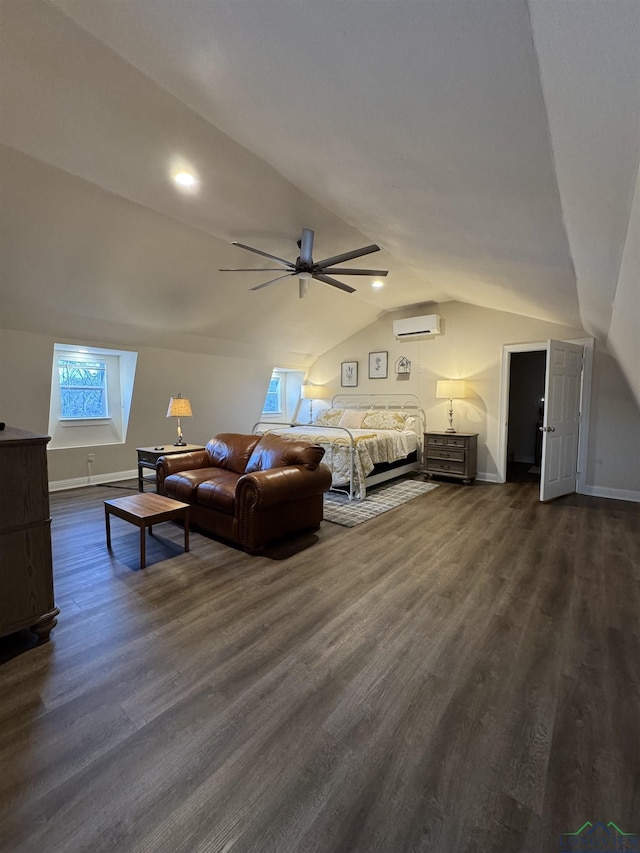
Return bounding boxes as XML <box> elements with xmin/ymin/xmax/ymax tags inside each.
<box><xmin>59</xmin><ymin>418</ymin><xmax>112</xmax><ymax>427</ymax></box>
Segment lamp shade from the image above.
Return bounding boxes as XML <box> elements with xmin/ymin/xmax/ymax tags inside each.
<box><xmin>300</xmin><ymin>384</ymin><xmax>331</xmax><ymax>400</ymax></box>
<box><xmin>166</xmin><ymin>395</ymin><xmax>193</xmax><ymax>418</ymax></box>
<box><xmin>436</xmin><ymin>380</ymin><xmax>467</xmax><ymax>400</ymax></box>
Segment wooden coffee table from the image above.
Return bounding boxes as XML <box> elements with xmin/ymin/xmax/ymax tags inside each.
<box><xmin>104</xmin><ymin>493</ymin><xmax>190</xmax><ymax>569</ymax></box>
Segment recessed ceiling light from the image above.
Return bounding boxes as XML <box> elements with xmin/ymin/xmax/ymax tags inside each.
<box><xmin>372</xmin><ymin>280</ymin><xmax>385</xmax><ymax>289</ymax></box>
<box><xmin>173</xmin><ymin>171</ymin><xmax>197</xmax><ymax>187</ymax></box>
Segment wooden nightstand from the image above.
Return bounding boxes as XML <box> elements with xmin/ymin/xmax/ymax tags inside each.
<box><xmin>424</xmin><ymin>432</ymin><xmax>478</xmax><ymax>484</ymax></box>
<box><xmin>136</xmin><ymin>444</ymin><xmax>205</xmax><ymax>492</ymax></box>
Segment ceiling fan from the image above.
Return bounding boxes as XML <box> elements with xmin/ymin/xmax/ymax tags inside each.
<box><xmin>219</xmin><ymin>228</ymin><xmax>388</xmax><ymax>298</ymax></box>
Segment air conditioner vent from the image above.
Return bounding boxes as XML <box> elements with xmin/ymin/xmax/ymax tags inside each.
<box><xmin>393</xmin><ymin>314</ymin><xmax>441</xmax><ymax>339</ymax></box>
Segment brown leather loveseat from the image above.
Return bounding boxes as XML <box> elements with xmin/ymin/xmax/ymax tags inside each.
<box><xmin>156</xmin><ymin>433</ymin><xmax>332</xmax><ymax>553</ymax></box>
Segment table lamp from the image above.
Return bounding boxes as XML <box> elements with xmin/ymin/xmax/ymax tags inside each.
<box><xmin>436</xmin><ymin>380</ymin><xmax>468</xmax><ymax>433</ymax></box>
<box><xmin>166</xmin><ymin>394</ymin><xmax>193</xmax><ymax>445</ymax></box>
<box><xmin>300</xmin><ymin>384</ymin><xmax>331</xmax><ymax>423</ymax></box>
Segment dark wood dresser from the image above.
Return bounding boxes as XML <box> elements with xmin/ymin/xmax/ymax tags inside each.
<box><xmin>424</xmin><ymin>431</ymin><xmax>478</xmax><ymax>484</ymax></box>
<box><xmin>0</xmin><ymin>427</ymin><xmax>59</xmax><ymax>641</ymax></box>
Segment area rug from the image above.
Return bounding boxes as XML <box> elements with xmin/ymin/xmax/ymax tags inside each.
<box><xmin>323</xmin><ymin>478</ymin><xmax>439</xmax><ymax>527</ymax></box>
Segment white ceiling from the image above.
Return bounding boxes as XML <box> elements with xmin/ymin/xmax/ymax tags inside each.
<box><xmin>1</xmin><ymin>0</ymin><xmax>638</xmax><ymax>368</ymax></box>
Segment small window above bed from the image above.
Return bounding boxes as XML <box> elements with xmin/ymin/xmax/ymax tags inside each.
<box><xmin>261</xmin><ymin>368</ymin><xmax>305</xmax><ymax>423</ymax></box>
<box><xmin>262</xmin><ymin>374</ymin><xmax>282</xmax><ymax>416</ymax></box>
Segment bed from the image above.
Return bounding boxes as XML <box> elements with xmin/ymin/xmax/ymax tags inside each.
<box><xmin>253</xmin><ymin>393</ymin><xmax>425</xmax><ymax>500</ymax></box>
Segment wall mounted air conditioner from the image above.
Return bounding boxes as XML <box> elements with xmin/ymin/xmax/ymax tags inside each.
<box><xmin>393</xmin><ymin>314</ymin><xmax>441</xmax><ymax>339</ymax></box>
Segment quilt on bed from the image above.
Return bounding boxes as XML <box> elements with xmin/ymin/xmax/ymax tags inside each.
<box><xmin>262</xmin><ymin>412</ymin><xmax>417</xmax><ymax>498</ymax></box>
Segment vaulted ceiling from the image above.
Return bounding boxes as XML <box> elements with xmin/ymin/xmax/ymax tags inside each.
<box><xmin>1</xmin><ymin>1</ymin><xmax>638</xmax><ymax>386</ymax></box>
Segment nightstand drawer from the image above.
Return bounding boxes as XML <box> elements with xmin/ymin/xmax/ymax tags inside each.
<box><xmin>427</xmin><ymin>448</ymin><xmax>465</xmax><ymax>463</ymax></box>
<box><xmin>428</xmin><ymin>435</ymin><xmax>469</xmax><ymax>449</ymax></box>
<box><xmin>426</xmin><ymin>458</ymin><xmax>466</xmax><ymax>476</ymax></box>
<box><xmin>137</xmin><ymin>450</ymin><xmax>158</xmax><ymax>465</ymax></box>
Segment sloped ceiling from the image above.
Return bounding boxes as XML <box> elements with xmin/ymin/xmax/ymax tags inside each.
<box><xmin>1</xmin><ymin>1</ymin><xmax>638</xmax><ymax>380</ymax></box>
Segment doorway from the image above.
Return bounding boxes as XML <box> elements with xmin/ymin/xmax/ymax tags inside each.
<box><xmin>497</xmin><ymin>338</ymin><xmax>594</xmax><ymax>499</ymax></box>
<box><xmin>506</xmin><ymin>350</ymin><xmax>546</xmax><ymax>482</ymax></box>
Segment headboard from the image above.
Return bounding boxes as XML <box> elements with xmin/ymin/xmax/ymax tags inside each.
<box><xmin>329</xmin><ymin>393</ymin><xmax>425</xmax><ymax>435</ymax></box>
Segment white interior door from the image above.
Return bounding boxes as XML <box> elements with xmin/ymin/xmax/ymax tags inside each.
<box><xmin>539</xmin><ymin>339</ymin><xmax>583</xmax><ymax>501</ymax></box>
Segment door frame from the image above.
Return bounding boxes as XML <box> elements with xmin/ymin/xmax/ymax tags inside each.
<box><xmin>497</xmin><ymin>337</ymin><xmax>594</xmax><ymax>494</ymax></box>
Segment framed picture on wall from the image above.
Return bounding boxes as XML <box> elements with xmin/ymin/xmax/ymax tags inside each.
<box><xmin>341</xmin><ymin>361</ymin><xmax>358</xmax><ymax>387</ymax></box>
<box><xmin>368</xmin><ymin>351</ymin><xmax>388</xmax><ymax>379</ymax></box>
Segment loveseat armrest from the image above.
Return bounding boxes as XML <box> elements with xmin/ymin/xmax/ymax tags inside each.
<box><xmin>237</xmin><ymin>464</ymin><xmax>332</xmax><ymax>511</ymax></box>
<box><xmin>156</xmin><ymin>450</ymin><xmax>210</xmax><ymax>494</ymax></box>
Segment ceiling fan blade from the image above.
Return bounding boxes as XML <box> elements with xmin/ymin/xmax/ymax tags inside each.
<box><xmin>219</xmin><ymin>268</ymin><xmax>288</xmax><ymax>272</ymax></box>
<box><xmin>322</xmin><ymin>268</ymin><xmax>389</xmax><ymax>276</ymax></box>
<box><xmin>315</xmin><ymin>244</ymin><xmax>381</xmax><ymax>269</ymax></box>
<box><xmin>250</xmin><ymin>273</ymin><xmax>295</xmax><ymax>291</ymax></box>
<box><xmin>313</xmin><ymin>273</ymin><xmax>356</xmax><ymax>294</ymax></box>
<box><xmin>299</xmin><ymin>228</ymin><xmax>314</xmax><ymax>265</ymax></box>
<box><xmin>232</xmin><ymin>242</ymin><xmax>294</xmax><ymax>269</ymax></box>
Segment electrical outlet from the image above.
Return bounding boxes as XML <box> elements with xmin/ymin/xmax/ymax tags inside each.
<box><xmin>87</xmin><ymin>453</ymin><xmax>95</xmax><ymax>463</ymax></box>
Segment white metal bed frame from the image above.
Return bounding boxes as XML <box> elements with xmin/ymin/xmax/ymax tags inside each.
<box><xmin>253</xmin><ymin>393</ymin><xmax>425</xmax><ymax>500</ymax></box>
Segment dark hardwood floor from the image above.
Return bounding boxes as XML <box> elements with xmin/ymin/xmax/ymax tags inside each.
<box><xmin>0</xmin><ymin>478</ymin><xmax>638</xmax><ymax>852</ymax></box>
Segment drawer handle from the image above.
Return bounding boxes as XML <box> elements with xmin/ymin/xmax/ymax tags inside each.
<box><xmin>440</xmin><ymin>464</ymin><xmax>451</xmax><ymax>469</ymax></box>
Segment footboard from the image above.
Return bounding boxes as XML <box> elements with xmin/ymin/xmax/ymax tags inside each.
<box><xmin>253</xmin><ymin>422</ymin><xmax>362</xmax><ymax>499</ymax></box>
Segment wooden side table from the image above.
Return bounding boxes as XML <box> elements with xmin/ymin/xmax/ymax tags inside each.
<box><xmin>136</xmin><ymin>444</ymin><xmax>205</xmax><ymax>492</ymax></box>
<box><xmin>424</xmin><ymin>432</ymin><xmax>478</xmax><ymax>484</ymax></box>
<box><xmin>104</xmin><ymin>493</ymin><xmax>190</xmax><ymax>569</ymax></box>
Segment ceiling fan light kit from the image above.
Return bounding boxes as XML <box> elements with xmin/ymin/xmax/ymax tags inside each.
<box><xmin>219</xmin><ymin>228</ymin><xmax>388</xmax><ymax>298</ymax></box>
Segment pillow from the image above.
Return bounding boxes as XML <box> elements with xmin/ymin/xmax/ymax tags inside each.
<box><xmin>338</xmin><ymin>409</ymin><xmax>365</xmax><ymax>429</ymax></box>
<box><xmin>313</xmin><ymin>408</ymin><xmax>344</xmax><ymax>427</ymax></box>
<box><xmin>361</xmin><ymin>410</ymin><xmax>414</xmax><ymax>431</ymax></box>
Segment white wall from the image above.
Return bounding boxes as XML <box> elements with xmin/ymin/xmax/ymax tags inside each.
<box><xmin>2</xmin><ymin>299</ymin><xmax>638</xmax><ymax>496</ymax></box>
<box><xmin>586</xmin><ymin>343</ymin><xmax>640</xmax><ymax>496</ymax></box>
<box><xmin>607</xmin><ymin>167</ymin><xmax>640</xmax><ymax>406</ymax></box>
<box><xmin>306</xmin><ymin>300</ymin><xmax>640</xmax><ymax>494</ymax></box>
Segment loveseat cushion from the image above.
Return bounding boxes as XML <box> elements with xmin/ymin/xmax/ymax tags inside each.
<box><xmin>163</xmin><ymin>468</ymin><xmax>217</xmax><ymax>502</ymax></box>
<box><xmin>206</xmin><ymin>434</ymin><xmax>261</xmax><ymax>474</ymax></box>
<box><xmin>245</xmin><ymin>434</ymin><xmax>325</xmax><ymax>473</ymax></box>
<box><xmin>196</xmin><ymin>470</ymin><xmax>239</xmax><ymax>515</ymax></box>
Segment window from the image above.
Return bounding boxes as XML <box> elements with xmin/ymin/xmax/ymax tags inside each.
<box><xmin>262</xmin><ymin>374</ymin><xmax>282</xmax><ymax>415</ymax></box>
<box><xmin>58</xmin><ymin>357</ymin><xmax>108</xmax><ymax>419</ymax></box>
<box><xmin>257</xmin><ymin>368</ymin><xmax>305</xmax><ymax>424</ymax></box>
<box><xmin>48</xmin><ymin>343</ymin><xmax>138</xmax><ymax>449</ymax></box>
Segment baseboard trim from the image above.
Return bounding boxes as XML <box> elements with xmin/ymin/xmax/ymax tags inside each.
<box><xmin>49</xmin><ymin>468</ymin><xmax>138</xmax><ymax>492</ymax></box>
<box><xmin>476</xmin><ymin>472</ymin><xmax>501</xmax><ymax>484</ymax></box>
<box><xmin>47</xmin><ymin>469</ymin><xmax>639</xmax><ymax>503</ymax></box>
<box><xmin>578</xmin><ymin>484</ymin><xmax>640</xmax><ymax>504</ymax></box>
